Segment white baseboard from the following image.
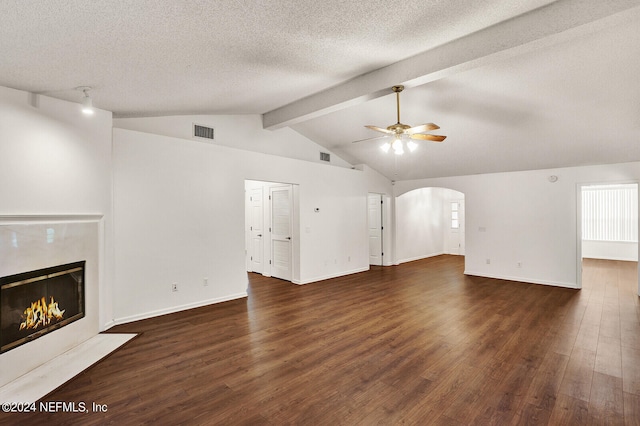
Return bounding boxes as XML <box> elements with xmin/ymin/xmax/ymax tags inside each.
<box><xmin>112</xmin><ymin>292</ymin><xmax>248</xmax><ymax>326</ymax></box>
<box><xmin>293</xmin><ymin>266</ymin><xmax>370</xmax><ymax>285</ymax></box>
<box><xmin>396</xmin><ymin>252</ymin><xmax>445</xmax><ymax>265</ymax></box>
<box><xmin>464</xmin><ymin>270</ymin><xmax>578</xmax><ymax>289</ymax></box>
<box><xmin>583</xmin><ymin>255</ymin><xmax>638</xmax><ymax>262</ymax></box>
<box><xmin>102</xmin><ymin>319</ymin><xmax>116</xmax><ymax>331</ymax></box>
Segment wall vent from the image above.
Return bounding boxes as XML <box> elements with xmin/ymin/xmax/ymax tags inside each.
<box><xmin>320</xmin><ymin>152</ymin><xmax>331</xmax><ymax>162</ymax></box>
<box><xmin>193</xmin><ymin>124</ymin><xmax>214</xmax><ymax>140</ymax></box>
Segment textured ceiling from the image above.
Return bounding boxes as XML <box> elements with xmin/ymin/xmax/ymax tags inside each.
<box><xmin>2</xmin><ymin>0</ymin><xmax>640</xmax><ymax>180</ymax></box>
<box><xmin>0</xmin><ymin>0</ymin><xmax>556</xmax><ymax>115</ymax></box>
<box><xmin>292</xmin><ymin>8</ymin><xmax>640</xmax><ymax>180</ymax></box>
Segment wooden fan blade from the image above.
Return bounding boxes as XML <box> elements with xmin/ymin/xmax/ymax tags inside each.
<box><xmin>351</xmin><ymin>135</ymin><xmax>388</xmax><ymax>144</ymax></box>
<box><xmin>406</xmin><ymin>123</ymin><xmax>439</xmax><ymax>134</ymax></box>
<box><xmin>365</xmin><ymin>125</ymin><xmax>394</xmax><ymax>134</ymax></box>
<box><xmin>410</xmin><ymin>133</ymin><xmax>446</xmax><ymax>142</ymax></box>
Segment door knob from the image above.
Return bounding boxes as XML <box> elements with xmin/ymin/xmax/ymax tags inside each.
<box><xmin>257</xmin><ymin>234</ymin><xmax>262</xmax><ymax>237</ymax></box>
<box><xmin>286</xmin><ymin>237</ymin><xmax>291</xmax><ymax>240</ymax></box>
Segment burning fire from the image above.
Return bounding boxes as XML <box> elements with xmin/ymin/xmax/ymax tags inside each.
<box><xmin>19</xmin><ymin>296</ymin><xmax>65</xmax><ymax>331</ymax></box>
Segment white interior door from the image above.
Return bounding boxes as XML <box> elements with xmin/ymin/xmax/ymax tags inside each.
<box><xmin>270</xmin><ymin>185</ymin><xmax>292</xmax><ymax>281</ymax></box>
<box><xmin>249</xmin><ymin>188</ymin><xmax>264</xmax><ymax>273</ymax></box>
<box><xmin>448</xmin><ymin>200</ymin><xmax>465</xmax><ymax>255</ymax></box>
<box><xmin>459</xmin><ymin>200</ymin><xmax>465</xmax><ymax>255</ymax></box>
<box><xmin>368</xmin><ymin>193</ymin><xmax>383</xmax><ymax>265</ymax></box>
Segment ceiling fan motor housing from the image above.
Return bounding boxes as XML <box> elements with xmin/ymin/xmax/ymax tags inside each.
<box><xmin>387</xmin><ymin>123</ymin><xmax>411</xmax><ymax>133</ymax></box>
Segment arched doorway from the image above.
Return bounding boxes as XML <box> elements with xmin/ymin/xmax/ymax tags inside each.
<box><xmin>395</xmin><ymin>187</ymin><xmax>465</xmax><ymax>264</ymax></box>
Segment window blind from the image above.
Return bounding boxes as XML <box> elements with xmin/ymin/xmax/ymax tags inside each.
<box><xmin>582</xmin><ymin>184</ymin><xmax>638</xmax><ymax>242</ymax></box>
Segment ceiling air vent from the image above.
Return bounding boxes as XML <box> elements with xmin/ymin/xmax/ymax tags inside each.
<box><xmin>320</xmin><ymin>152</ymin><xmax>331</xmax><ymax>162</ymax></box>
<box><xmin>193</xmin><ymin>124</ymin><xmax>214</xmax><ymax>141</ymax></box>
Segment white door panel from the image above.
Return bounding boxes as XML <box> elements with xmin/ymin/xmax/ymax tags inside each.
<box><xmin>270</xmin><ymin>185</ymin><xmax>292</xmax><ymax>281</ymax></box>
<box><xmin>447</xmin><ymin>199</ymin><xmax>465</xmax><ymax>255</ymax></box>
<box><xmin>272</xmin><ymin>240</ymin><xmax>291</xmax><ymax>269</ymax></box>
<box><xmin>249</xmin><ymin>188</ymin><xmax>264</xmax><ymax>273</ymax></box>
<box><xmin>368</xmin><ymin>193</ymin><xmax>383</xmax><ymax>265</ymax></box>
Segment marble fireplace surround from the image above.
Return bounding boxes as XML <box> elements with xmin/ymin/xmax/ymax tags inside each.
<box><xmin>0</xmin><ymin>215</ymin><xmax>135</xmax><ymax>402</ymax></box>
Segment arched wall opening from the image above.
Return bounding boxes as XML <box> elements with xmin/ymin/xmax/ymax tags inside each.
<box><xmin>394</xmin><ymin>187</ymin><xmax>465</xmax><ymax>265</ymax></box>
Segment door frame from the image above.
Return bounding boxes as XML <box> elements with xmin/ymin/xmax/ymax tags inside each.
<box><xmin>247</xmin><ymin>187</ymin><xmax>264</xmax><ymax>274</ymax></box>
<box><xmin>576</xmin><ymin>180</ymin><xmax>639</xmax><ymax>295</ymax></box>
<box><xmin>368</xmin><ymin>193</ymin><xmax>384</xmax><ymax>266</ymax></box>
<box><xmin>244</xmin><ymin>179</ymin><xmax>299</xmax><ymax>283</ymax></box>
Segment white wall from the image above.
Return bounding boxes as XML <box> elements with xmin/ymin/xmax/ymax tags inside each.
<box><xmin>357</xmin><ymin>163</ymin><xmax>394</xmax><ymax>196</ymax></box>
<box><xmin>0</xmin><ymin>86</ymin><xmax>113</xmax><ymax>385</ymax></box>
<box><xmin>112</xmin><ymin>126</ymin><xmax>379</xmax><ymax>323</ymax></box>
<box><xmin>395</xmin><ymin>162</ymin><xmax>640</xmax><ymax>288</ymax></box>
<box><xmin>0</xmin><ymin>89</ymin><xmax>113</xmax><ymax>216</ymax></box>
<box><xmin>395</xmin><ymin>188</ymin><xmax>446</xmax><ymax>263</ymax></box>
<box><xmin>114</xmin><ymin>115</ymin><xmax>354</xmax><ymax>169</ymax></box>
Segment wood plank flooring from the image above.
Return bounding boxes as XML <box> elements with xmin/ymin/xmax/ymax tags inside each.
<box><xmin>2</xmin><ymin>255</ymin><xmax>639</xmax><ymax>425</ymax></box>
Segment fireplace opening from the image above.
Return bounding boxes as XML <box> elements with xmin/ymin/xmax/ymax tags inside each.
<box><xmin>0</xmin><ymin>261</ymin><xmax>85</xmax><ymax>354</ymax></box>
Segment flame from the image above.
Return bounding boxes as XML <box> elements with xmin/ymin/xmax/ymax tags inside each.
<box><xmin>19</xmin><ymin>296</ymin><xmax>65</xmax><ymax>331</ymax></box>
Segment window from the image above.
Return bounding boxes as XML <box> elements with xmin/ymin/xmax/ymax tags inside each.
<box><xmin>46</xmin><ymin>228</ymin><xmax>55</xmax><ymax>244</ymax></box>
<box><xmin>582</xmin><ymin>184</ymin><xmax>638</xmax><ymax>242</ymax></box>
<box><xmin>451</xmin><ymin>202</ymin><xmax>459</xmax><ymax>229</ymax></box>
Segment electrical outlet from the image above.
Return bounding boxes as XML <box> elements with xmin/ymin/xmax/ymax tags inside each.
<box><xmin>172</xmin><ymin>283</ymin><xmax>178</xmax><ymax>292</ymax></box>
<box><xmin>517</xmin><ymin>262</ymin><xmax>522</xmax><ymax>268</ymax></box>
<box><xmin>203</xmin><ymin>277</ymin><xmax>209</xmax><ymax>286</ymax></box>
<box><xmin>486</xmin><ymin>259</ymin><xmax>491</xmax><ymax>265</ymax></box>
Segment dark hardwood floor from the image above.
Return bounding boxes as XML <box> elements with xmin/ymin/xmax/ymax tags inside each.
<box><xmin>2</xmin><ymin>255</ymin><xmax>640</xmax><ymax>425</ymax></box>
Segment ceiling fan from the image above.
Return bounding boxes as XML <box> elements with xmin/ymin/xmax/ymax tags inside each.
<box><xmin>353</xmin><ymin>85</ymin><xmax>446</xmax><ymax>155</ymax></box>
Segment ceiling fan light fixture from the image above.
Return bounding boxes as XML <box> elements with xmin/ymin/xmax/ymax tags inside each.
<box><xmin>380</xmin><ymin>142</ymin><xmax>391</xmax><ymax>153</ymax></box>
<box><xmin>392</xmin><ymin>137</ymin><xmax>404</xmax><ymax>155</ymax></box>
<box><xmin>407</xmin><ymin>140</ymin><xmax>418</xmax><ymax>152</ymax></box>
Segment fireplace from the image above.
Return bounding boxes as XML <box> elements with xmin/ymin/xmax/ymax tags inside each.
<box><xmin>0</xmin><ymin>261</ymin><xmax>85</xmax><ymax>354</ymax></box>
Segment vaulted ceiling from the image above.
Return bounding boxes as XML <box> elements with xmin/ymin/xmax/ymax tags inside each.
<box><xmin>2</xmin><ymin>0</ymin><xmax>639</xmax><ymax>180</ymax></box>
